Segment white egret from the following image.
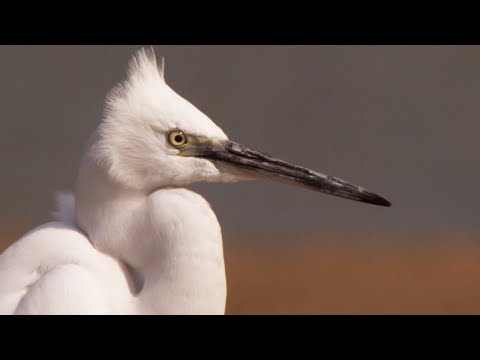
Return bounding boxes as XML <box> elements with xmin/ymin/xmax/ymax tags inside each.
<box><xmin>0</xmin><ymin>48</ymin><xmax>391</xmax><ymax>315</ymax></box>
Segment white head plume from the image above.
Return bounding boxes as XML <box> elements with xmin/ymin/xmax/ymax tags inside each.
<box><xmin>86</xmin><ymin>48</ymin><xmax>229</xmax><ymax>192</ymax></box>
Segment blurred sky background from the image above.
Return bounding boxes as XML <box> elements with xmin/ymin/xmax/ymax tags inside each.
<box><xmin>1</xmin><ymin>45</ymin><xmax>479</xmax><ymax>313</ymax></box>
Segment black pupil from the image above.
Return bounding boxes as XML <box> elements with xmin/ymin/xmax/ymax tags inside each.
<box><xmin>174</xmin><ymin>134</ymin><xmax>184</xmax><ymax>143</ymax></box>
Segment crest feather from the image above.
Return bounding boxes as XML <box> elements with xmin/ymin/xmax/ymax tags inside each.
<box><xmin>103</xmin><ymin>47</ymin><xmax>166</xmax><ymax>118</ymax></box>
<box><xmin>127</xmin><ymin>47</ymin><xmax>165</xmax><ymax>81</ymax></box>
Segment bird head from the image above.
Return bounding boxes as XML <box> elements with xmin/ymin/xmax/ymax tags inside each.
<box><xmin>90</xmin><ymin>48</ymin><xmax>391</xmax><ymax>207</ymax></box>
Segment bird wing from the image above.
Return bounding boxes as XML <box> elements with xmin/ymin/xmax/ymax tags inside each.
<box><xmin>0</xmin><ymin>222</ymin><xmax>131</xmax><ymax>315</ymax></box>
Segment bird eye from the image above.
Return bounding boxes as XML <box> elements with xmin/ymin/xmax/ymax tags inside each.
<box><xmin>167</xmin><ymin>130</ymin><xmax>188</xmax><ymax>148</ymax></box>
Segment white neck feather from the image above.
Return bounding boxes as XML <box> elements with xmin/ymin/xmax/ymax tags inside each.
<box><xmin>73</xmin><ymin>148</ymin><xmax>227</xmax><ymax>314</ymax></box>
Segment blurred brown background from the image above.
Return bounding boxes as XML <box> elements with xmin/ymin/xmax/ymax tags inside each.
<box><xmin>1</xmin><ymin>45</ymin><xmax>479</xmax><ymax>314</ymax></box>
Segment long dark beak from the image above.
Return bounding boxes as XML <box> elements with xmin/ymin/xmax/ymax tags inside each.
<box><xmin>186</xmin><ymin>139</ymin><xmax>391</xmax><ymax>207</ymax></box>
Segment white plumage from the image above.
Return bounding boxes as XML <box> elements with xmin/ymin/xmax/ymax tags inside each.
<box><xmin>0</xmin><ymin>48</ymin><xmax>390</xmax><ymax>315</ymax></box>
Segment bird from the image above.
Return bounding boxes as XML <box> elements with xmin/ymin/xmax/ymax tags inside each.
<box><xmin>0</xmin><ymin>48</ymin><xmax>391</xmax><ymax>315</ymax></box>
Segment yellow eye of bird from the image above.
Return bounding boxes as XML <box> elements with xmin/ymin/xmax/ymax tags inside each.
<box><xmin>168</xmin><ymin>130</ymin><xmax>188</xmax><ymax>148</ymax></box>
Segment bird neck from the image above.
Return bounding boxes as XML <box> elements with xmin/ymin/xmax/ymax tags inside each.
<box><xmin>75</xmin><ymin>154</ymin><xmax>145</xmax><ymax>263</ymax></box>
<box><xmin>137</xmin><ymin>197</ymin><xmax>227</xmax><ymax>314</ymax></box>
<box><xmin>74</xmin><ymin>152</ymin><xmax>227</xmax><ymax>314</ymax></box>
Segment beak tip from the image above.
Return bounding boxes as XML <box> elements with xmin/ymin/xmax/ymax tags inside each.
<box><xmin>367</xmin><ymin>193</ymin><xmax>392</xmax><ymax>207</ymax></box>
